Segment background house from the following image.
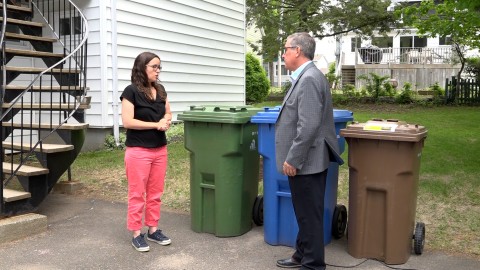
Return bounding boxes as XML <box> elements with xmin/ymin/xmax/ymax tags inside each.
<box><xmin>337</xmin><ymin>30</ymin><xmax>468</xmax><ymax>90</ymax></box>
<box><xmin>254</xmin><ymin>0</ymin><xmax>478</xmax><ymax>91</ymax></box>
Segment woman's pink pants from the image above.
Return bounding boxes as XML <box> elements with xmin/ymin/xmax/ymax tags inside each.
<box><xmin>124</xmin><ymin>146</ymin><xmax>167</xmax><ymax>231</ymax></box>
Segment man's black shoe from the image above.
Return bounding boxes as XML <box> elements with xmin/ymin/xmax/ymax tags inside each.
<box><xmin>276</xmin><ymin>258</ymin><xmax>301</xmax><ymax>268</ymax></box>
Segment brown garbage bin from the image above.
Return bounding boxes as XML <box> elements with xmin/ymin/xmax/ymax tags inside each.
<box><xmin>340</xmin><ymin>119</ymin><xmax>428</xmax><ymax>264</ymax></box>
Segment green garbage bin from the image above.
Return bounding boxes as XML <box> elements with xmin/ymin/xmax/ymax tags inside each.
<box><xmin>177</xmin><ymin>105</ymin><xmax>262</xmax><ymax>237</ymax></box>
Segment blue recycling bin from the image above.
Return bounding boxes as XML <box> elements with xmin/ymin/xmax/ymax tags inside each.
<box><xmin>251</xmin><ymin>107</ymin><xmax>353</xmax><ymax>247</ymax></box>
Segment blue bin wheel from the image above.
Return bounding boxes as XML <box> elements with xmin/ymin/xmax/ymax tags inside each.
<box><xmin>253</xmin><ymin>195</ymin><xmax>264</xmax><ymax>226</ymax></box>
<box><xmin>414</xmin><ymin>222</ymin><xmax>426</xmax><ymax>255</ymax></box>
<box><xmin>332</xmin><ymin>204</ymin><xmax>347</xmax><ymax>239</ymax></box>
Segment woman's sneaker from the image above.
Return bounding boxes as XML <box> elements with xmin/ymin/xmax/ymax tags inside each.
<box><xmin>132</xmin><ymin>234</ymin><xmax>150</xmax><ymax>252</ymax></box>
<box><xmin>147</xmin><ymin>229</ymin><xmax>172</xmax><ymax>245</ymax></box>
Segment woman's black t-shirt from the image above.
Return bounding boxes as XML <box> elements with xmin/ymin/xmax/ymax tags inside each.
<box><xmin>120</xmin><ymin>84</ymin><xmax>167</xmax><ymax>148</ymax></box>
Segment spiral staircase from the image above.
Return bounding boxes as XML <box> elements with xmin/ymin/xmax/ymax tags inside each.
<box><xmin>0</xmin><ymin>0</ymin><xmax>88</xmax><ymax>217</ymax></box>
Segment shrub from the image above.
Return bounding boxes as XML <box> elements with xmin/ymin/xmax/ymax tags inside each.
<box><xmin>281</xmin><ymin>81</ymin><xmax>292</xmax><ymax>95</ymax></box>
<box><xmin>332</xmin><ymin>93</ymin><xmax>350</xmax><ymax>105</ymax></box>
<box><xmin>430</xmin><ymin>82</ymin><xmax>445</xmax><ymax>96</ymax></box>
<box><xmin>383</xmin><ymin>81</ymin><xmax>395</xmax><ymax>97</ymax></box>
<box><xmin>325</xmin><ymin>62</ymin><xmax>341</xmax><ymax>90</ymax></box>
<box><xmin>246</xmin><ymin>52</ymin><xmax>270</xmax><ymax>103</ymax></box>
<box><xmin>357</xmin><ymin>72</ymin><xmax>392</xmax><ymax>100</ymax></box>
<box><xmin>430</xmin><ymin>82</ymin><xmax>446</xmax><ymax>104</ymax></box>
<box><xmin>465</xmin><ymin>56</ymin><xmax>480</xmax><ymax>80</ymax></box>
<box><xmin>105</xmin><ymin>132</ymin><xmax>126</xmax><ymax>150</ymax></box>
<box><xmin>395</xmin><ymin>82</ymin><xmax>415</xmax><ymax>104</ymax></box>
<box><xmin>341</xmin><ymin>84</ymin><xmax>356</xmax><ymax>97</ymax></box>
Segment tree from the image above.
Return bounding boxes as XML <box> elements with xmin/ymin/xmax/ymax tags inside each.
<box><xmin>246</xmin><ymin>0</ymin><xmax>400</xmax><ymax>64</ymax></box>
<box><xmin>400</xmin><ymin>0</ymin><xmax>480</xmax><ymax>81</ymax></box>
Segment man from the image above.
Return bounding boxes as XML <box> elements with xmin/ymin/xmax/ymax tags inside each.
<box><xmin>275</xmin><ymin>32</ymin><xmax>343</xmax><ymax>270</ymax></box>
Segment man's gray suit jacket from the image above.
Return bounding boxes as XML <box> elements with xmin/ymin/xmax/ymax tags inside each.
<box><xmin>275</xmin><ymin>62</ymin><xmax>343</xmax><ymax>175</ymax></box>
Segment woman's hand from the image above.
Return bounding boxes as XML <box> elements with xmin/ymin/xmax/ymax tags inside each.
<box><xmin>158</xmin><ymin>118</ymin><xmax>171</xmax><ymax>131</ymax></box>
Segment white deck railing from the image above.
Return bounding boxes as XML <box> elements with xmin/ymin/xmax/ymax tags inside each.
<box><xmin>356</xmin><ymin>46</ymin><xmax>456</xmax><ymax>65</ymax></box>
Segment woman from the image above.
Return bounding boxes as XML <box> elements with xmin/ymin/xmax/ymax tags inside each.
<box><xmin>120</xmin><ymin>52</ymin><xmax>172</xmax><ymax>252</ymax></box>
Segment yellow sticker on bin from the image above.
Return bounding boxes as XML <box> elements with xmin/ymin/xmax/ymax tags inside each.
<box><xmin>363</xmin><ymin>123</ymin><xmax>398</xmax><ymax>132</ymax></box>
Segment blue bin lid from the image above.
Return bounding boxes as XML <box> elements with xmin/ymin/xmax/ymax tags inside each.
<box><xmin>333</xmin><ymin>109</ymin><xmax>354</xmax><ymax>122</ymax></box>
<box><xmin>251</xmin><ymin>106</ymin><xmax>353</xmax><ymax>124</ymax></box>
<box><xmin>250</xmin><ymin>106</ymin><xmax>281</xmax><ymax>124</ymax></box>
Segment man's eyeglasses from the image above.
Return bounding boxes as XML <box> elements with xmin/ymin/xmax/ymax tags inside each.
<box><xmin>146</xmin><ymin>64</ymin><xmax>162</xmax><ymax>71</ymax></box>
<box><xmin>283</xmin><ymin>46</ymin><xmax>298</xmax><ymax>54</ymax></box>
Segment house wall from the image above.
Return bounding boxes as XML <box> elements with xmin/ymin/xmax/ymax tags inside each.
<box><xmin>39</xmin><ymin>0</ymin><xmax>246</xmax><ymax>150</ymax></box>
<box><xmin>114</xmin><ymin>0</ymin><xmax>246</xmax><ymax>123</ymax></box>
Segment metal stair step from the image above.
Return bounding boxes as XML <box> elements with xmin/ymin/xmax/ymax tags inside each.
<box><xmin>0</xmin><ymin>17</ymin><xmax>43</xmax><ymax>28</ymax></box>
<box><xmin>5</xmin><ymin>32</ymin><xmax>56</xmax><ymax>43</ymax></box>
<box><xmin>2</xmin><ymin>142</ymin><xmax>74</xmax><ymax>153</ymax></box>
<box><xmin>2</xmin><ymin>162</ymin><xmax>49</xmax><ymax>177</ymax></box>
<box><xmin>6</xmin><ymin>66</ymin><xmax>80</xmax><ymax>74</ymax></box>
<box><xmin>0</xmin><ymin>3</ymin><xmax>32</xmax><ymax>13</ymax></box>
<box><xmin>6</xmin><ymin>85</ymin><xmax>86</xmax><ymax>91</ymax></box>
<box><xmin>2</xmin><ymin>189</ymin><xmax>31</xmax><ymax>203</ymax></box>
<box><xmin>2</xmin><ymin>103</ymin><xmax>90</xmax><ymax>110</ymax></box>
<box><xmin>5</xmin><ymin>48</ymin><xmax>64</xmax><ymax>58</ymax></box>
<box><xmin>2</xmin><ymin>122</ymin><xmax>89</xmax><ymax>130</ymax></box>
<box><xmin>1</xmin><ymin>0</ymin><xmax>87</xmax><ymax>217</ymax></box>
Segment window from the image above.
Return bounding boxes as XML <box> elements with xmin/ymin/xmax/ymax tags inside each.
<box><xmin>262</xmin><ymin>63</ymin><xmax>270</xmax><ymax>74</ymax></box>
<box><xmin>400</xmin><ymin>36</ymin><xmax>412</xmax><ymax>48</ymax></box>
<box><xmin>439</xmin><ymin>36</ymin><xmax>452</xmax><ymax>45</ymax></box>
<box><xmin>400</xmin><ymin>35</ymin><xmax>427</xmax><ymax>48</ymax></box>
<box><xmin>59</xmin><ymin>16</ymin><xmax>81</xmax><ymax>35</ymax></box>
<box><xmin>372</xmin><ymin>36</ymin><xmax>393</xmax><ymax>48</ymax></box>
<box><xmin>414</xmin><ymin>36</ymin><xmax>427</xmax><ymax>47</ymax></box>
<box><xmin>281</xmin><ymin>65</ymin><xmax>288</xmax><ymax>76</ymax></box>
<box><xmin>351</xmin><ymin>38</ymin><xmax>361</xmax><ymax>52</ymax></box>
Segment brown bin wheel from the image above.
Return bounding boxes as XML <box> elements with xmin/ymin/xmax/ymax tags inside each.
<box><xmin>252</xmin><ymin>195</ymin><xmax>264</xmax><ymax>226</ymax></box>
<box><xmin>414</xmin><ymin>222</ymin><xmax>426</xmax><ymax>255</ymax></box>
<box><xmin>332</xmin><ymin>204</ymin><xmax>347</xmax><ymax>239</ymax></box>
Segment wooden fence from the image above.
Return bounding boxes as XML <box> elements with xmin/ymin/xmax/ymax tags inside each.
<box><xmin>445</xmin><ymin>77</ymin><xmax>480</xmax><ymax>105</ymax></box>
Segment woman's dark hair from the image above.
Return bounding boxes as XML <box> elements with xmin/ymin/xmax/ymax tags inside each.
<box><xmin>131</xmin><ymin>51</ymin><xmax>167</xmax><ymax>102</ymax></box>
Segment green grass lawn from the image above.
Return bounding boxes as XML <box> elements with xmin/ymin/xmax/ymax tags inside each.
<box><xmin>66</xmin><ymin>104</ymin><xmax>479</xmax><ymax>258</ymax></box>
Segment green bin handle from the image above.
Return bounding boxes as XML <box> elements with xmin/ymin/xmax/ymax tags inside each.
<box><xmin>213</xmin><ymin>106</ymin><xmax>248</xmax><ymax>112</ymax></box>
<box><xmin>189</xmin><ymin>105</ymin><xmax>206</xmax><ymax>111</ymax></box>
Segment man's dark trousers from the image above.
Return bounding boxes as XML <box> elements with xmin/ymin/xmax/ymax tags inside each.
<box><xmin>289</xmin><ymin>169</ymin><xmax>328</xmax><ymax>270</ymax></box>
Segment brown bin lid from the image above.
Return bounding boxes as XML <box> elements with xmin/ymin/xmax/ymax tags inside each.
<box><xmin>340</xmin><ymin>119</ymin><xmax>427</xmax><ymax>142</ymax></box>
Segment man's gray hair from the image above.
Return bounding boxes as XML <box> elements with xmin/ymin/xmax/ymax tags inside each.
<box><xmin>287</xmin><ymin>32</ymin><xmax>316</xmax><ymax>60</ymax></box>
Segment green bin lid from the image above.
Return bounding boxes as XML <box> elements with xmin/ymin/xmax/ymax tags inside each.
<box><xmin>177</xmin><ymin>105</ymin><xmax>262</xmax><ymax>124</ymax></box>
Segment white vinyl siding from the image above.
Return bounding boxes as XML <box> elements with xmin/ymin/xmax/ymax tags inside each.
<box><xmin>114</xmin><ymin>0</ymin><xmax>246</xmax><ymax>123</ymax></box>
<box><xmin>40</xmin><ymin>0</ymin><xmax>246</xmax><ymax>127</ymax></box>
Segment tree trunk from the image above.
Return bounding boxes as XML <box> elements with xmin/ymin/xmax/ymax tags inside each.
<box><xmin>269</xmin><ymin>62</ymin><xmax>274</xmax><ymax>86</ymax></box>
<box><xmin>453</xmin><ymin>43</ymin><xmax>466</xmax><ymax>104</ymax></box>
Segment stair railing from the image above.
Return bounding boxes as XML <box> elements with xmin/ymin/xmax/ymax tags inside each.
<box><xmin>0</xmin><ymin>0</ymin><xmax>7</xmax><ymax>212</ymax></box>
<box><xmin>1</xmin><ymin>0</ymin><xmax>88</xmax><ymax>187</ymax></box>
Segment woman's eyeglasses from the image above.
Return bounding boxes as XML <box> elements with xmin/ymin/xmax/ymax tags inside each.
<box><xmin>146</xmin><ymin>64</ymin><xmax>162</xmax><ymax>71</ymax></box>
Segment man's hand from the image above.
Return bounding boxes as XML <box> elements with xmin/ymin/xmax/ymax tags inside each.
<box><xmin>282</xmin><ymin>162</ymin><xmax>297</xmax><ymax>177</ymax></box>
